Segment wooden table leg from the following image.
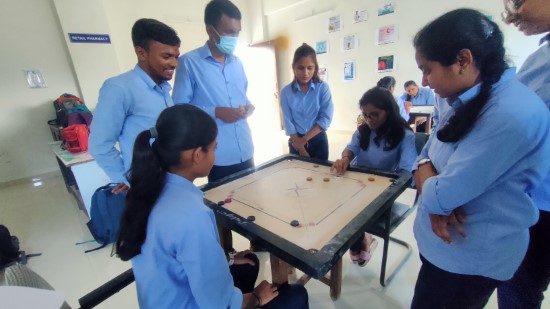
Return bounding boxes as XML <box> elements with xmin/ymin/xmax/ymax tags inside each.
<box><xmin>426</xmin><ymin>117</ymin><xmax>432</xmax><ymax>134</ymax></box>
<box><xmin>216</xmin><ymin>220</ymin><xmax>233</xmax><ymax>252</ymax></box>
<box><xmin>270</xmin><ymin>253</ymin><xmax>289</xmax><ymax>285</ymax></box>
<box><xmin>329</xmin><ymin>258</ymin><xmax>343</xmax><ymax>300</ymax></box>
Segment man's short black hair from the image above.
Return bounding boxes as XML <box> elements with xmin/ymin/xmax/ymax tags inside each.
<box><xmin>204</xmin><ymin>0</ymin><xmax>241</xmax><ymax>28</ymax></box>
<box><xmin>404</xmin><ymin>80</ymin><xmax>417</xmax><ymax>88</ymax></box>
<box><xmin>132</xmin><ymin>18</ymin><xmax>180</xmax><ymax>50</ymax></box>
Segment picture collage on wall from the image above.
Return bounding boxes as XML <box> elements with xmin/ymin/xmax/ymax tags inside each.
<box><xmin>314</xmin><ymin>0</ymin><xmax>399</xmax><ymax>81</ymax></box>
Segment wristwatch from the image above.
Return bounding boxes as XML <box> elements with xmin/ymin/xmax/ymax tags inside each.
<box><xmin>418</xmin><ymin>158</ymin><xmax>431</xmax><ymax>166</ymax></box>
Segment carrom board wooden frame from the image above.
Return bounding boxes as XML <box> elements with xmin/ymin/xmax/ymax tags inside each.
<box><xmin>202</xmin><ymin>154</ymin><xmax>411</xmax><ymax>299</ymax></box>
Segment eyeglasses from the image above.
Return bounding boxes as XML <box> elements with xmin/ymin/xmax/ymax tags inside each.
<box><xmin>362</xmin><ymin>111</ymin><xmax>381</xmax><ymax>120</ymax></box>
<box><xmin>501</xmin><ymin>0</ymin><xmax>525</xmax><ymax>22</ymax></box>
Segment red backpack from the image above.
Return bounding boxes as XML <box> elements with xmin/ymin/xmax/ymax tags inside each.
<box><xmin>62</xmin><ymin>124</ymin><xmax>90</xmax><ymax>153</ymax></box>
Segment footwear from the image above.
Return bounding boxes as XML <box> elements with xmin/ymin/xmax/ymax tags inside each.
<box><xmin>350</xmin><ymin>251</ymin><xmax>360</xmax><ymax>263</ymax></box>
<box><xmin>357</xmin><ymin>234</ymin><xmax>378</xmax><ymax>267</ymax></box>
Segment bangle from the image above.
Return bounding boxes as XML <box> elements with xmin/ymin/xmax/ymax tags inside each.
<box><xmin>252</xmin><ymin>292</ymin><xmax>262</xmax><ymax>307</ymax></box>
<box><xmin>342</xmin><ymin>155</ymin><xmax>352</xmax><ymax>160</ymax></box>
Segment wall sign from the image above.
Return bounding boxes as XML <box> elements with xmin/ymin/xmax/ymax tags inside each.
<box><xmin>68</xmin><ymin>33</ymin><xmax>111</xmax><ymax>44</ymax></box>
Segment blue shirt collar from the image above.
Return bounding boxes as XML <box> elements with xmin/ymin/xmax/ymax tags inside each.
<box><xmin>165</xmin><ymin>173</ymin><xmax>204</xmax><ymax>197</ymax></box>
<box><xmin>198</xmin><ymin>42</ymin><xmax>235</xmax><ymax>63</ymax></box>
<box><xmin>540</xmin><ymin>33</ymin><xmax>550</xmax><ymax>46</ymax></box>
<box><xmin>292</xmin><ymin>80</ymin><xmax>316</xmax><ymax>92</ymax></box>
<box><xmin>448</xmin><ymin>67</ymin><xmax>517</xmax><ymax>109</ymax></box>
<box><xmin>133</xmin><ymin>64</ymin><xmax>172</xmax><ymax>92</ymax></box>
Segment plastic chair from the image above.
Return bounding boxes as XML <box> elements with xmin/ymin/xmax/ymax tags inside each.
<box><xmin>366</xmin><ymin>132</ymin><xmax>428</xmax><ymax>286</ymax></box>
<box><xmin>1</xmin><ymin>263</ymin><xmax>72</xmax><ymax>309</ymax></box>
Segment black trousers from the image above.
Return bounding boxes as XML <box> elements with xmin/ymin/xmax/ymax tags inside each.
<box><xmin>498</xmin><ymin>209</ymin><xmax>550</xmax><ymax>309</ymax></box>
<box><xmin>229</xmin><ymin>253</ymin><xmax>310</xmax><ymax>308</ymax></box>
<box><xmin>230</xmin><ymin>253</ymin><xmax>260</xmax><ymax>293</ymax></box>
<box><xmin>411</xmin><ymin>255</ymin><xmax>501</xmax><ymax>309</ymax></box>
<box><xmin>288</xmin><ymin>131</ymin><xmax>329</xmax><ymax>160</ymax></box>
<box><xmin>208</xmin><ymin>158</ymin><xmax>255</xmax><ymax>183</ymax></box>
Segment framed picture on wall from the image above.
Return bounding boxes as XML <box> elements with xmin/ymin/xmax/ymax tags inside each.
<box><xmin>328</xmin><ymin>15</ymin><xmax>342</xmax><ymax>33</ymax></box>
<box><xmin>319</xmin><ymin>65</ymin><xmax>328</xmax><ymax>81</ymax></box>
<box><xmin>316</xmin><ymin>40</ymin><xmax>329</xmax><ymax>54</ymax></box>
<box><xmin>353</xmin><ymin>10</ymin><xmax>368</xmax><ymax>23</ymax></box>
<box><xmin>376</xmin><ymin>24</ymin><xmax>397</xmax><ymax>45</ymax></box>
<box><xmin>342</xmin><ymin>34</ymin><xmax>358</xmax><ymax>51</ymax></box>
<box><xmin>378</xmin><ymin>1</ymin><xmax>396</xmax><ymax>16</ymax></box>
<box><xmin>377</xmin><ymin>55</ymin><xmax>396</xmax><ymax>72</ymax></box>
<box><xmin>343</xmin><ymin>61</ymin><xmax>355</xmax><ymax>81</ymax></box>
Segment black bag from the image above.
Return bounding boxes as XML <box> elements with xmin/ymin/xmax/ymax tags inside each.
<box><xmin>0</xmin><ymin>225</ymin><xmax>20</xmax><ymax>268</ymax></box>
<box><xmin>86</xmin><ymin>184</ymin><xmax>126</xmax><ymax>253</ymax></box>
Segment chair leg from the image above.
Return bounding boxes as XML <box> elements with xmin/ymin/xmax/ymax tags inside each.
<box><xmin>379</xmin><ymin>236</ymin><xmax>413</xmax><ymax>286</ymax></box>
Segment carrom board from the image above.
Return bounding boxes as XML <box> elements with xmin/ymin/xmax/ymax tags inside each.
<box><xmin>203</xmin><ymin>155</ymin><xmax>411</xmax><ymax>279</ymax></box>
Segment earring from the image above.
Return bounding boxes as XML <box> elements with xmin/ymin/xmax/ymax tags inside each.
<box><xmin>459</xmin><ymin>67</ymin><xmax>464</xmax><ymax>74</ymax></box>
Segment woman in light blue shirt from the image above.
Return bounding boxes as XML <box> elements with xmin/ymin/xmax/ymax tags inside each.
<box><xmin>331</xmin><ymin>87</ymin><xmax>417</xmax><ymax>266</ymax></box>
<box><xmin>115</xmin><ymin>105</ymin><xmax>308</xmax><ymax>309</ymax></box>
<box><xmin>376</xmin><ymin>76</ymin><xmax>409</xmax><ymax>121</ymax></box>
<box><xmin>280</xmin><ymin>44</ymin><xmax>334</xmax><ymax>160</ymax></box>
<box><xmin>411</xmin><ymin>9</ymin><xmax>550</xmax><ymax>308</ymax></box>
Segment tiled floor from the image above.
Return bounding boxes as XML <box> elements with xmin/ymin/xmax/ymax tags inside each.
<box><xmin>0</xmin><ymin>131</ymin><xmax>545</xmax><ymax>308</ymax></box>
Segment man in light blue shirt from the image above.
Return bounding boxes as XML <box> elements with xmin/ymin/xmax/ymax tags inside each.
<box><xmin>498</xmin><ymin>1</ymin><xmax>550</xmax><ymax>307</ymax></box>
<box><xmin>400</xmin><ymin>80</ymin><xmax>435</xmax><ymax>106</ymax></box>
<box><xmin>89</xmin><ymin>19</ymin><xmax>180</xmax><ymax>193</ymax></box>
<box><xmin>401</xmin><ymin>80</ymin><xmax>435</xmax><ymax>132</ymax></box>
<box><xmin>172</xmin><ymin>0</ymin><xmax>254</xmax><ymax>183</ymax></box>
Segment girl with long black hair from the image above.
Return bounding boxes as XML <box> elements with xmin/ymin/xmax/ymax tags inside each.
<box><xmin>331</xmin><ymin>86</ymin><xmax>417</xmax><ymax>266</ymax></box>
<box><xmin>116</xmin><ymin>104</ymin><xmax>308</xmax><ymax>308</ymax></box>
<box><xmin>411</xmin><ymin>9</ymin><xmax>550</xmax><ymax>308</ymax></box>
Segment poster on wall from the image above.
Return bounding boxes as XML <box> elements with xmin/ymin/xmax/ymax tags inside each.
<box><xmin>378</xmin><ymin>1</ymin><xmax>396</xmax><ymax>16</ymax></box>
<box><xmin>342</xmin><ymin>34</ymin><xmax>358</xmax><ymax>51</ymax></box>
<box><xmin>377</xmin><ymin>55</ymin><xmax>396</xmax><ymax>72</ymax></box>
<box><xmin>328</xmin><ymin>15</ymin><xmax>342</xmax><ymax>33</ymax></box>
<box><xmin>343</xmin><ymin>61</ymin><xmax>355</xmax><ymax>81</ymax></box>
<box><xmin>319</xmin><ymin>65</ymin><xmax>328</xmax><ymax>81</ymax></box>
<box><xmin>376</xmin><ymin>24</ymin><xmax>398</xmax><ymax>45</ymax></box>
<box><xmin>353</xmin><ymin>10</ymin><xmax>368</xmax><ymax>23</ymax></box>
<box><xmin>316</xmin><ymin>40</ymin><xmax>329</xmax><ymax>54</ymax></box>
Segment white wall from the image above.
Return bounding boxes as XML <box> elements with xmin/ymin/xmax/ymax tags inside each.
<box><xmin>53</xmin><ymin>0</ymin><xmax>121</xmax><ymax>110</ymax></box>
<box><xmin>262</xmin><ymin>0</ymin><xmax>543</xmax><ymax>132</ymax></box>
<box><xmin>0</xmin><ymin>0</ymin><xmax>543</xmax><ymax>183</ymax></box>
<box><xmin>0</xmin><ymin>0</ymin><xmax>81</xmax><ymax>183</ymax></box>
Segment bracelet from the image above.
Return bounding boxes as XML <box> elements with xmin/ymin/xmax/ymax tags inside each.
<box><xmin>341</xmin><ymin>155</ymin><xmax>352</xmax><ymax>160</ymax></box>
<box><xmin>252</xmin><ymin>292</ymin><xmax>262</xmax><ymax>307</ymax></box>
<box><xmin>228</xmin><ymin>256</ymin><xmax>235</xmax><ymax>266</ymax></box>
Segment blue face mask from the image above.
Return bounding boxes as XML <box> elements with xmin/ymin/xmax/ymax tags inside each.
<box><xmin>213</xmin><ymin>28</ymin><xmax>238</xmax><ymax>55</ymax></box>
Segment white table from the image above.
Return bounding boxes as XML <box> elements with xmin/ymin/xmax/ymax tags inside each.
<box><xmin>50</xmin><ymin>141</ymin><xmax>109</xmax><ymax>217</ymax></box>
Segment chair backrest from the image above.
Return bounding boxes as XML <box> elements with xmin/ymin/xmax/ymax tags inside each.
<box><xmin>2</xmin><ymin>263</ymin><xmax>72</xmax><ymax>308</ymax></box>
<box><xmin>414</xmin><ymin>132</ymin><xmax>429</xmax><ymax>155</ymax></box>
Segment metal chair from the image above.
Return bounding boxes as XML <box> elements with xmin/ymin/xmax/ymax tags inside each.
<box><xmin>366</xmin><ymin>132</ymin><xmax>428</xmax><ymax>286</ymax></box>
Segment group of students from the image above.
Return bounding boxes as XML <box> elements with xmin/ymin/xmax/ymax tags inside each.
<box><xmin>86</xmin><ymin>0</ymin><xmax>549</xmax><ymax>307</ymax></box>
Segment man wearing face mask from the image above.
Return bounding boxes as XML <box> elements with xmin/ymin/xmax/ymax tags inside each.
<box><xmin>173</xmin><ymin>0</ymin><xmax>255</xmax><ymax>184</ymax></box>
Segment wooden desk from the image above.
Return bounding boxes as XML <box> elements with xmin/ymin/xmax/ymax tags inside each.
<box><xmin>50</xmin><ymin>142</ymin><xmax>109</xmax><ymax>217</ymax></box>
<box><xmin>409</xmin><ymin>106</ymin><xmax>434</xmax><ymax>134</ymax></box>
<box><xmin>202</xmin><ymin>155</ymin><xmax>411</xmax><ymax>299</ymax></box>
